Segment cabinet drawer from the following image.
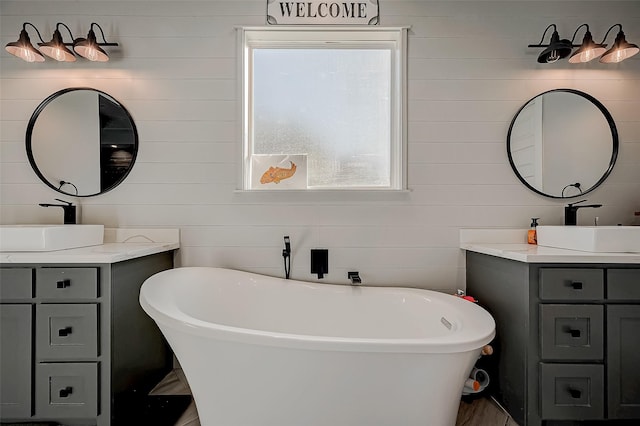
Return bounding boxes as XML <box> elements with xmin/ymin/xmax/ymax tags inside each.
<box><xmin>607</xmin><ymin>269</ymin><xmax>640</xmax><ymax>301</ymax></box>
<box><xmin>539</xmin><ymin>268</ymin><xmax>604</xmax><ymax>300</ymax></box>
<box><xmin>36</xmin><ymin>268</ymin><xmax>98</xmax><ymax>300</ymax></box>
<box><xmin>540</xmin><ymin>304</ymin><xmax>603</xmax><ymax>360</ymax></box>
<box><xmin>36</xmin><ymin>304</ymin><xmax>98</xmax><ymax>360</ymax></box>
<box><xmin>35</xmin><ymin>362</ymin><xmax>98</xmax><ymax>418</ymax></box>
<box><xmin>540</xmin><ymin>363</ymin><xmax>604</xmax><ymax>420</ymax></box>
<box><xmin>0</xmin><ymin>268</ymin><xmax>33</xmax><ymax>300</ymax></box>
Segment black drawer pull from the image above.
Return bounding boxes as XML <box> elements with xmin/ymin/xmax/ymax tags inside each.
<box><xmin>58</xmin><ymin>326</ymin><xmax>73</xmax><ymax>337</ymax></box>
<box><xmin>59</xmin><ymin>386</ymin><xmax>73</xmax><ymax>398</ymax></box>
<box><xmin>563</xmin><ymin>326</ymin><xmax>582</xmax><ymax>338</ymax></box>
<box><xmin>570</xmin><ymin>281</ymin><xmax>583</xmax><ymax>290</ymax></box>
<box><xmin>56</xmin><ymin>279</ymin><xmax>71</xmax><ymax>289</ymax></box>
<box><xmin>568</xmin><ymin>388</ymin><xmax>582</xmax><ymax>399</ymax></box>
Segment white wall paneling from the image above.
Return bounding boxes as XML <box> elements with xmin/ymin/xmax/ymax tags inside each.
<box><xmin>1</xmin><ymin>0</ymin><xmax>639</xmax><ymax>290</ymax></box>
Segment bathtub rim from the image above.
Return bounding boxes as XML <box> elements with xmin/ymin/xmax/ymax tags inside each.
<box><xmin>140</xmin><ymin>267</ymin><xmax>495</xmax><ymax>354</ymax></box>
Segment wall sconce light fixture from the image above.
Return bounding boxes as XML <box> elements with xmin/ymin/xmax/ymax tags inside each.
<box><xmin>599</xmin><ymin>24</ymin><xmax>639</xmax><ymax>63</ymax></box>
<box><xmin>529</xmin><ymin>23</ymin><xmax>638</xmax><ymax>64</ymax></box>
<box><xmin>5</xmin><ymin>22</ymin><xmax>119</xmax><ymax>62</ymax></box>
<box><xmin>39</xmin><ymin>23</ymin><xmax>76</xmax><ymax>62</ymax></box>
<box><xmin>73</xmin><ymin>23</ymin><xmax>119</xmax><ymax>62</ymax></box>
<box><xmin>528</xmin><ymin>24</ymin><xmax>573</xmax><ymax>63</ymax></box>
<box><xmin>568</xmin><ymin>24</ymin><xmax>606</xmax><ymax>63</ymax></box>
<box><xmin>4</xmin><ymin>23</ymin><xmax>46</xmax><ymax>62</ymax></box>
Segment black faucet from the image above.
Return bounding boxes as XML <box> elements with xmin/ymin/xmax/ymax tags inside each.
<box><xmin>310</xmin><ymin>249</ymin><xmax>328</xmax><ymax>279</ymax></box>
<box><xmin>39</xmin><ymin>199</ymin><xmax>76</xmax><ymax>224</ymax></box>
<box><xmin>282</xmin><ymin>236</ymin><xmax>291</xmax><ymax>279</ymax></box>
<box><xmin>564</xmin><ymin>200</ymin><xmax>602</xmax><ymax>225</ymax></box>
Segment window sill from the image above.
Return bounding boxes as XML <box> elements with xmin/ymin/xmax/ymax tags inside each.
<box><xmin>234</xmin><ymin>188</ymin><xmax>411</xmax><ymax>202</ymax></box>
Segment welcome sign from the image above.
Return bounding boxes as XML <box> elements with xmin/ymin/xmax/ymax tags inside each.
<box><xmin>267</xmin><ymin>0</ymin><xmax>379</xmax><ymax>25</ymax></box>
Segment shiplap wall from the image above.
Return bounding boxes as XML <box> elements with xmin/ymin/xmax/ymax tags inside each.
<box><xmin>1</xmin><ymin>0</ymin><xmax>639</xmax><ymax>290</ymax></box>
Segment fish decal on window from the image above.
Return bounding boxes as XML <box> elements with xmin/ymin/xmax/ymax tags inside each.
<box><xmin>260</xmin><ymin>161</ymin><xmax>297</xmax><ymax>184</ymax></box>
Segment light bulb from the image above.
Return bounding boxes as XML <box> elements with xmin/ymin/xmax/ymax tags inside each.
<box><xmin>54</xmin><ymin>48</ymin><xmax>66</xmax><ymax>61</ymax></box>
<box><xmin>86</xmin><ymin>48</ymin><xmax>99</xmax><ymax>61</ymax></box>
<box><xmin>601</xmin><ymin>47</ymin><xmax>637</xmax><ymax>63</ymax></box>
<box><xmin>546</xmin><ymin>50</ymin><xmax>560</xmax><ymax>63</ymax></box>
<box><xmin>581</xmin><ymin>51</ymin><xmax>594</xmax><ymax>62</ymax></box>
<box><xmin>20</xmin><ymin>49</ymin><xmax>37</xmax><ymax>62</ymax></box>
<box><xmin>573</xmin><ymin>48</ymin><xmax>603</xmax><ymax>63</ymax></box>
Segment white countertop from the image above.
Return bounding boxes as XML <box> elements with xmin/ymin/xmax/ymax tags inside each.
<box><xmin>0</xmin><ymin>228</ymin><xmax>179</xmax><ymax>264</ymax></box>
<box><xmin>460</xmin><ymin>229</ymin><xmax>640</xmax><ymax>264</ymax></box>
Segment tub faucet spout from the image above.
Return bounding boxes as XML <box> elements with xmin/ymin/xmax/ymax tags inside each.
<box><xmin>348</xmin><ymin>272</ymin><xmax>361</xmax><ymax>285</ymax></box>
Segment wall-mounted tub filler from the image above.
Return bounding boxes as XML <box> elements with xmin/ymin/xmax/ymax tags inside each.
<box><xmin>348</xmin><ymin>271</ymin><xmax>361</xmax><ymax>285</ymax></box>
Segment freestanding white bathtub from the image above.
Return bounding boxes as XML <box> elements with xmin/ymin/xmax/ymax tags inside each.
<box><xmin>140</xmin><ymin>267</ymin><xmax>495</xmax><ymax>426</ymax></box>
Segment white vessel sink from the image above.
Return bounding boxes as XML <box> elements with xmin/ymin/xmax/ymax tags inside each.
<box><xmin>0</xmin><ymin>225</ymin><xmax>104</xmax><ymax>252</ymax></box>
<box><xmin>537</xmin><ymin>226</ymin><xmax>640</xmax><ymax>253</ymax></box>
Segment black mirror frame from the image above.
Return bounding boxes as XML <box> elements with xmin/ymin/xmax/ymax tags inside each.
<box><xmin>506</xmin><ymin>88</ymin><xmax>618</xmax><ymax>199</ymax></box>
<box><xmin>26</xmin><ymin>87</ymin><xmax>138</xmax><ymax>197</ymax></box>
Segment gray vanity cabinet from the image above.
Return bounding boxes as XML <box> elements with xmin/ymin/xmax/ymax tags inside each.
<box><xmin>607</xmin><ymin>301</ymin><xmax>640</xmax><ymax>418</ymax></box>
<box><xmin>466</xmin><ymin>252</ymin><xmax>640</xmax><ymax>426</ymax></box>
<box><xmin>0</xmin><ymin>304</ymin><xmax>32</xmax><ymax>418</ymax></box>
<box><xmin>0</xmin><ymin>268</ymin><xmax>33</xmax><ymax>418</ymax></box>
<box><xmin>0</xmin><ymin>252</ymin><xmax>174</xmax><ymax>426</ymax></box>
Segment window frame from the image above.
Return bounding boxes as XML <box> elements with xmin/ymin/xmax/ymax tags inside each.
<box><xmin>238</xmin><ymin>26</ymin><xmax>408</xmax><ymax>191</ymax></box>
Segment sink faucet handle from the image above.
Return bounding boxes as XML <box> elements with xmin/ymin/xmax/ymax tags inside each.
<box><xmin>567</xmin><ymin>199</ymin><xmax>587</xmax><ymax>207</ymax></box>
<box><xmin>54</xmin><ymin>198</ymin><xmax>73</xmax><ymax>206</ymax></box>
<box><xmin>567</xmin><ymin>199</ymin><xmax>602</xmax><ymax>209</ymax></box>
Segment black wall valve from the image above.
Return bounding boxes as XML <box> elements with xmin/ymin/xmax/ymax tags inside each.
<box><xmin>311</xmin><ymin>249</ymin><xmax>328</xmax><ymax>279</ymax></box>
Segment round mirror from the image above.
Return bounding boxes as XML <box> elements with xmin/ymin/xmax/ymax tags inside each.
<box><xmin>26</xmin><ymin>88</ymin><xmax>138</xmax><ymax>197</ymax></box>
<box><xmin>507</xmin><ymin>89</ymin><xmax>618</xmax><ymax>199</ymax></box>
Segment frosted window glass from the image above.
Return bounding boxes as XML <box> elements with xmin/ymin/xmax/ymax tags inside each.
<box><xmin>252</xmin><ymin>48</ymin><xmax>391</xmax><ymax>188</ymax></box>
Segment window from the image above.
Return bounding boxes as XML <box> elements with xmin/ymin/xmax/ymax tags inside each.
<box><xmin>240</xmin><ymin>27</ymin><xmax>407</xmax><ymax>190</ymax></box>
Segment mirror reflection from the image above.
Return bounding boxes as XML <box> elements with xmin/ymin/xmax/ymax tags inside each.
<box><xmin>507</xmin><ymin>89</ymin><xmax>618</xmax><ymax>199</ymax></box>
<box><xmin>26</xmin><ymin>88</ymin><xmax>138</xmax><ymax>197</ymax></box>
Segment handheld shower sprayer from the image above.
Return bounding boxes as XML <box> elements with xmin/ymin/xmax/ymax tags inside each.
<box><xmin>283</xmin><ymin>236</ymin><xmax>291</xmax><ymax>257</ymax></box>
<box><xmin>282</xmin><ymin>236</ymin><xmax>291</xmax><ymax>279</ymax></box>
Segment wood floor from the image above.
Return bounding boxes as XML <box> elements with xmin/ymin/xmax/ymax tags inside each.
<box><xmin>456</xmin><ymin>397</ymin><xmax>520</xmax><ymax>426</ymax></box>
<box><xmin>154</xmin><ymin>369</ymin><xmax>520</xmax><ymax>426</ymax></box>
<box><xmin>172</xmin><ymin>397</ymin><xmax>520</xmax><ymax>426</ymax></box>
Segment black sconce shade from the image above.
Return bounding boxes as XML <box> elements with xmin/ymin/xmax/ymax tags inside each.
<box><xmin>529</xmin><ymin>24</ymin><xmax>573</xmax><ymax>64</ymax></box>
<box><xmin>600</xmin><ymin>27</ymin><xmax>639</xmax><ymax>63</ymax></box>
<box><xmin>73</xmin><ymin>23</ymin><xmax>117</xmax><ymax>62</ymax></box>
<box><xmin>39</xmin><ymin>25</ymin><xmax>76</xmax><ymax>62</ymax></box>
<box><xmin>568</xmin><ymin>26</ymin><xmax>606</xmax><ymax>63</ymax></box>
<box><xmin>5</xmin><ymin>26</ymin><xmax>45</xmax><ymax>62</ymax></box>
